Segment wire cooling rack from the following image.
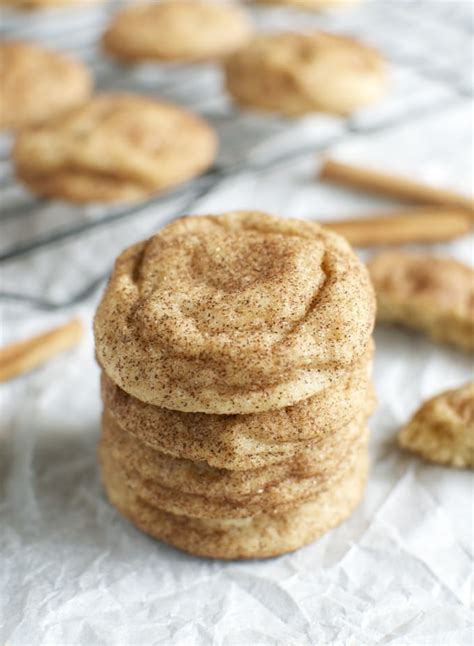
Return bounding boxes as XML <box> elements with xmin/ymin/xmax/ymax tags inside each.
<box><xmin>0</xmin><ymin>0</ymin><xmax>472</xmax><ymax>309</ymax></box>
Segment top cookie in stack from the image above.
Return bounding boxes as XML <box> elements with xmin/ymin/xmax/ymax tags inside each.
<box><xmin>95</xmin><ymin>211</ymin><xmax>374</xmax><ymax>414</ymax></box>
<box><xmin>95</xmin><ymin>211</ymin><xmax>376</xmax><ymax>559</ymax></box>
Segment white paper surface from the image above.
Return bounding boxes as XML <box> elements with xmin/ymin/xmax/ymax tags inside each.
<box><xmin>1</xmin><ymin>3</ymin><xmax>473</xmax><ymax>644</ymax></box>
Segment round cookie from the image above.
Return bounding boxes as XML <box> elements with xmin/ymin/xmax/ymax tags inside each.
<box><xmin>94</xmin><ymin>211</ymin><xmax>375</xmax><ymax>414</ymax></box>
<box><xmin>257</xmin><ymin>0</ymin><xmax>360</xmax><ymax>11</ymax></box>
<box><xmin>101</xmin><ymin>347</ymin><xmax>375</xmax><ymax>469</ymax></box>
<box><xmin>100</xmin><ymin>428</ymin><xmax>367</xmax><ymax>518</ymax></box>
<box><xmin>224</xmin><ymin>31</ymin><xmax>386</xmax><ymax>116</ymax></box>
<box><xmin>0</xmin><ymin>41</ymin><xmax>92</xmax><ymax>131</ymax></box>
<box><xmin>1</xmin><ymin>0</ymin><xmax>101</xmax><ymax>9</ymax></box>
<box><xmin>13</xmin><ymin>93</ymin><xmax>217</xmax><ymax>204</ymax></box>
<box><xmin>100</xmin><ymin>446</ymin><xmax>369</xmax><ymax>559</ymax></box>
<box><xmin>102</xmin><ymin>0</ymin><xmax>253</xmax><ymax>64</ymax></box>
<box><xmin>100</xmin><ymin>408</ymin><xmax>369</xmax><ymax>509</ymax></box>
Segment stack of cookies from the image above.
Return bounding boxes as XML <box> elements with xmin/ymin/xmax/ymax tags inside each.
<box><xmin>94</xmin><ymin>211</ymin><xmax>376</xmax><ymax>559</ymax></box>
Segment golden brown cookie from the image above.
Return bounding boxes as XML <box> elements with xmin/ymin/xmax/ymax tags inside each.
<box><xmin>100</xmin><ymin>408</ymin><xmax>369</xmax><ymax>518</ymax></box>
<box><xmin>257</xmin><ymin>0</ymin><xmax>359</xmax><ymax>10</ymax></box>
<box><xmin>367</xmin><ymin>252</ymin><xmax>474</xmax><ymax>351</ymax></box>
<box><xmin>13</xmin><ymin>93</ymin><xmax>217</xmax><ymax>203</ymax></box>
<box><xmin>100</xmin><ymin>444</ymin><xmax>369</xmax><ymax>559</ymax></box>
<box><xmin>100</xmin><ymin>431</ymin><xmax>368</xmax><ymax>519</ymax></box>
<box><xmin>1</xmin><ymin>0</ymin><xmax>101</xmax><ymax>9</ymax></box>
<box><xmin>224</xmin><ymin>31</ymin><xmax>386</xmax><ymax>116</ymax></box>
<box><xmin>103</xmin><ymin>0</ymin><xmax>253</xmax><ymax>63</ymax></box>
<box><xmin>0</xmin><ymin>41</ymin><xmax>92</xmax><ymax>131</ymax></box>
<box><xmin>94</xmin><ymin>211</ymin><xmax>375</xmax><ymax>413</ymax></box>
<box><xmin>399</xmin><ymin>382</ymin><xmax>474</xmax><ymax>469</ymax></box>
<box><xmin>101</xmin><ymin>346</ymin><xmax>374</xmax><ymax>469</ymax></box>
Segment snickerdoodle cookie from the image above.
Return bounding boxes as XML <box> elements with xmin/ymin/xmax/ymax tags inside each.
<box><xmin>368</xmin><ymin>252</ymin><xmax>474</xmax><ymax>351</ymax></box>
<box><xmin>100</xmin><ymin>347</ymin><xmax>374</xmax><ymax>469</ymax></box>
<box><xmin>257</xmin><ymin>0</ymin><xmax>359</xmax><ymax>10</ymax></box>
<box><xmin>399</xmin><ymin>382</ymin><xmax>474</xmax><ymax>469</ymax></box>
<box><xmin>100</xmin><ymin>445</ymin><xmax>369</xmax><ymax>559</ymax></box>
<box><xmin>0</xmin><ymin>41</ymin><xmax>92</xmax><ymax>131</ymax></box>
<box><xmin>100</xmin><ymin>420</ymin><xmax>367</xmax><ymax>519</ymax></box>
<box><xmin>1</xmin><ymin>0</ymin><xmax>101</xmax><ymax>9</ymax></box>
<box><xmin>94</xmin><ymin>211</ymin><xmax>375</xmax><ymax>413</ymax></box>
<box><xmin>224</xmin><ymin>31</ymin><xmax>386</xmax><ymax>116</ymax></box>
<box><xmin>13</xmin><ymin>93</ymin><xmax>217</xmax><ymax>203</ymax></box>
<box><xmin>102</xmin><ymin>0</ymin><xmax>253</xmax><ymax>64</ymax></box>
<box><xmin>101</xmin><ymin>409</ymin><xmax>368</xmax><ymax>499</ymax></box>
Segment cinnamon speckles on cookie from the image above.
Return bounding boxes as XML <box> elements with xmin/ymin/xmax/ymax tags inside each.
<box><xmin>100</xmin><ymin>444</ymin><xmax>369</xmax><ymax>559</ymax></box>
<box><xmin>13</xmin><ymin>93</ymin><xmax>217</xmax><ymax>203</ymax></box>
<box><xmin>224</xmin><ymin>31</ymin><xmax>386</xmax><ymax>116</ymax></box>
<box><xmin>399</xmin><ymin>383</ymin><xmax>474</xmax><ymax>469</ymax></box>
<box><xmin>94</xmin><ymin>211</ymin><xmax>375</xmax><ymax>413</ymax></box>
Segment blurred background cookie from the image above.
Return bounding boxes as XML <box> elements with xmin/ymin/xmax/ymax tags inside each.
<box><xmin>368</xmin><ymin>252</ymin><xmax>474</xmax><ymax>351</ymax></box>
<box><xmin>1</xmin><ymin>0</ymin><xmax>101</xmax><ymax>8</ymax></box>
<box><xmin>13</xmin><ymin>93</ymin><xmax>217</xmax><ymax>203</ymax></box>
<box><xmin>256</xmin><ymin>0</ymin><xmax>360</xmax><ymax>10</ymax></box>
<box><xmin>0</xmin><ymin>40</ymin><xmax>92</xmax><ymax>131</ymax></box>
<box><xmin>224</xmin><ymin>31</ymin><xmax>386</xmax><ymax>116</ymax></box>
<box><xmin>102</xmin><ymin>0</ymin><xmax>253</xmax><ymax>64</ymax></box>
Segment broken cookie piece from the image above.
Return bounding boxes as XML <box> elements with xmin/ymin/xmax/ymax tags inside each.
<box><xmin>399</xmin><ymin>382</ymin><xmax>474</xmax><ymax>469</ymax></box>
<box><xmin>367</xmin><ymin>252</ymin><xmax>474</xmax><ymax>351</ymax></box>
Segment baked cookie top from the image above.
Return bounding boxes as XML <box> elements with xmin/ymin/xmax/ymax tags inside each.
<box><xmin>368</xmin><ymin>252</ymin><xmax>474</xmax><ymax>351</ymax></box>
<box><xmin>13</xmin><ymin>93</ymin><xmax>217</xmax><ymax>203</ymax></box>
<box><xmin>224</xmin><ymin>31</ymin><xmax>386</xmax><ymax>116</ymax></box>
<box><xmin>0</xmin><ymin>40</ymin><xmax>92</xmax><ymax>131</ymax></box>
<box><xmin>399</xmin><ymin>382</ymin><xmax>474</xmax><ymax>469</ymax></box>
<box><xmin>102</xmin><ymin>0</ymin><xmax>253</xmax><ymax>63</ymax></box>
<box><xmin>94</xmin><ymin>211</ymin><xmax>375</xmax><ymax>413</ymax></box>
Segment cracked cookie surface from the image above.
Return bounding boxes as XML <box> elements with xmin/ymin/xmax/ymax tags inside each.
<box><xmin>399</xmin><ymin>382</ymin><xmax>474</xmax><ymax>469</ymax></box>
<box><xmin>13</xmin><ymin>93</ymin><xmax>217</xmax><ymax>203</ymax></box>
<box><xmin>94</xmin><ymin>211</ymin><xmax>375</xmax><ymax>413</ymax></box>
<box><xmin>224</xmin><ymin>31</ymin><xmax>386</xmax><ymax>116</ymax></box>
<box><xmin>368</xmin><ymin>252</ymin><xmax>474</xmax><ymax>351</ymax></box>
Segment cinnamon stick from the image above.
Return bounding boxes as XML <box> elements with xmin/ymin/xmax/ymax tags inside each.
<box><xmin>320</xmin><ymin>159</ymin><xmax>474</xmax><ymax>217</ymax></box>
<box><xmin>0</xmin><ymin>318</ymin><xmax>83</xmax><ymax>382</ymax></box>
<box><xmin>325</xmin><ymin>208</ymin><xmax>473</xmax><ymax>246</ymax></box>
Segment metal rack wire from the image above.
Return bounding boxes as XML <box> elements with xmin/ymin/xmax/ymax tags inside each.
<box><xmin>1</xmin><ymin>0</ymin><xmax>472</xmax><ymax>309</ymax></box>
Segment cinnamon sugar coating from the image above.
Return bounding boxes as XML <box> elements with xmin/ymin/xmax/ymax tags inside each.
<box><xmin>100</xmin><ymin>346</ymin><xmax>374</xmax><ymax>469</ymax></box>
<box><xmin>13</xmin><ymin>93</ymin><xmax>217</xmax><ymax>204</ymax></box>
<box><xmin>102</xmin><ymin>0</ymin><xmax>253</xmax><ymax>64</ymax></box>
<box><xmin>2</xmin><ymin>0</ymin><xmax>101</xmax><ymax>8</ymax></box>
<box><xmin>224</xmin><ymin>32</ymin><xmax>386</xmax><ymax>116</ymax></box>
<box><xmin>0</xmin><ymin>41</ymin><xmax>92</xmax><ymax>131</ymax></box>
<box><xmin>257</xmin><ymin>0</ymin><xmax>359</xmax><ymax>9</ymax></box>
<box><xmin>100</xmin><ymin>410</ymin><xmax>368</xmax><ymax>518</ymax></box>
<box><xmin>399</xmin><ymin>382</ymin><xmax>474</xmax><ymax>469</ymax></box>
<box><xmin>368</xmin><ymin>252</ymin><xmax>474</xmax><ymax>351</ymax></box>
<box><xmin>94</xmin><ymin>211</ymin><xmax>375</xmax><ymax>413</ymax></box>
<box><xmin>100</xmin><ymin>445</ymin><xmax>368</xmax><ymax>559</ymax></box>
